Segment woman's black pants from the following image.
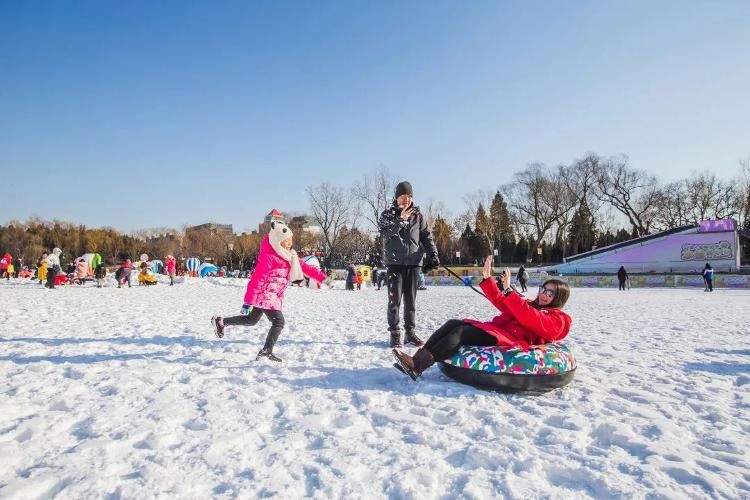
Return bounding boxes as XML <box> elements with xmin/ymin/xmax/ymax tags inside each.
<box><xmin>423</xmin><ymin>319</ymin><xmax>497</xmax><ymax>361</ymax></box>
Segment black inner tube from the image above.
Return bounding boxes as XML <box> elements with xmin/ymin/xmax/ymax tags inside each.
<box><xmin>438</xmin><ymin>362</ymin><xmax>576</xmax><ymax>393</ymax></box>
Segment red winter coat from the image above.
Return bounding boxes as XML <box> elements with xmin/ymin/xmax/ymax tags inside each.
<box><xmin>0</xmin><ymin>253</ymin><xmax>11</xmax><ymax>270</ymax></box>
<box><xmin>463</xmin><ymin>278</ymin><xmax>572</xmax><ymax>350</ymax></box>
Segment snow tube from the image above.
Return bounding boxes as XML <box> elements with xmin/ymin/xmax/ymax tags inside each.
<box><xmin>438</xmin><ymin>342</ymin><xmax>576</xmax><ymax>392</ymax></box>
<box><xmin>199</xmin><ymin>263</ymin><xmax>218</xmax><ymax>277</ymax></box>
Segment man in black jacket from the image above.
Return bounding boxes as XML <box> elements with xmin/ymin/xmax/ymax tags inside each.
<box><xmin>379</xmin><ymin>181</ymin><xmax>440</xmax><ymax>348</ymax></box>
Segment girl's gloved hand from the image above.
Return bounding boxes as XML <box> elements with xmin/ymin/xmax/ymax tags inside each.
<box><xmin>240</xmin><ymin>303</ymin><xmax>252</xmax><ymax>315</ymax></box>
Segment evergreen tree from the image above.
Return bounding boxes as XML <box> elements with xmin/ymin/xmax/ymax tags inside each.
<box><xmin>596</xmin><ymin>229</ymin><xmax>616</xmax><ymax>248</ymax></box>
<box><xmin>459</xmin><ymin>224</ymin><xmax>475</xmax><ymax>265</ymax></box>
<box><xmin>431</xmin><ymin>216</ymin><xmax>454</xmax><ymax>264</ymax></box>
<box><xmin>615</xmin><ymin>228</ymin><xmax>632</xmax><ymax>243</ymax></box>
<box><xmin>550</xmin><ymin>240</ymin><xmax>564</xmax><ymax>263</ymax></box>
<box><xmin>474</xmin><ymin>203</ymin><xmax>493</xmax><ymax>258</ymax></box>
<box><xmin>514</xmin><ymin>236</ymin><xmax>529</xmax><ymax>263</ymax></box>
<box><xmin>490</xmin><ymin>191</ymin><xmax>515</xmax><ymax>263</ymax></box>
<box><xmin>567</xmin><ymin>204</ymin><xmax>597</xmax><ymax>255</ymax></box>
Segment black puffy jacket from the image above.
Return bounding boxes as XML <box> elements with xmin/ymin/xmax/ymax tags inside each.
<box><xmin>378</xmin><ymin>201</ymin><xmax>438</xmax><ymax>267</ymax></box>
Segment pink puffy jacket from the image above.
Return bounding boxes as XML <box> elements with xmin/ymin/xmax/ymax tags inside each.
<box><xmin>165</xmin><ymin>258</ymin><xmax>176</xmax><ymax>274</ymax></box>
<box><xmin>243</xmin><ymin>235</ymin><xmax>327</xmax><ymax>311</ymax></box>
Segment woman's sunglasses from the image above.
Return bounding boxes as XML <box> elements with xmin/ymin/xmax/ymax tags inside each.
<box><xmin>538</xmin><ymin>286</ymin><xmax>555</xmax><ymax>298</ymax></box>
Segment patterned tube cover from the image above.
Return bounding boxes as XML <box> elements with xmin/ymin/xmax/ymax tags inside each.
<box><xmin>444</xmin><ymin>342</ymin><xmax>576</xmax><ymax>375</ymax></box>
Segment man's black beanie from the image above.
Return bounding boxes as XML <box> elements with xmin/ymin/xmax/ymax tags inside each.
<box><xmin>395</xmin><ymin>181</ymin><xmax>413</xmax><ymax>198</ymax></box>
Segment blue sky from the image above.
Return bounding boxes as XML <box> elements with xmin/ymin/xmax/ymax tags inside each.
<box><xmin>1</xmin><ymin>1</ymin><xmax>748</xmax><ymax>233</ymax></box>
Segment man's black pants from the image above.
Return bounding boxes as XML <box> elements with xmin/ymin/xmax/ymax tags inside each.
<box><xmin>386</xmin><ymin>265</ymin><xmax>420</xmax><ymax>333</ymax></box>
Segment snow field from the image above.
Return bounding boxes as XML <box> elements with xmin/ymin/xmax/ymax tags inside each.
<box><xmin>0</xmin><ymin>279</ymin><xmax>748</xmax><ymax>499</ymax></box>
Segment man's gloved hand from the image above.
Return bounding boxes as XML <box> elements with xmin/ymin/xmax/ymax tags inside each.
<box><xmin>422</xmin><ymin>254</ymin><xmax>440</xmax><ymax>272</ymax></box>
<box><xmin>240</xmin><ymin>303</ymin><xmax>253</xmax><ymax>316</ymax></box>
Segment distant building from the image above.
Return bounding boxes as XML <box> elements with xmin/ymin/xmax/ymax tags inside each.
<box><xmin>288</xmin><ymin>215</ymin><xmax>323</xmax><ymax>235</ymax></box>
<box><xmin>186</xmin><ymin>223</ymin><xmax>234</xmax><ymax>238</ymax></box>
<box><xmin>258</xmin><ymin>209</ymin><xmax>286</xmax><ymax>235</ymax></box>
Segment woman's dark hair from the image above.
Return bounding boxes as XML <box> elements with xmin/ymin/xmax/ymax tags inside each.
<box><xmin>532</xmin><ymin>279</ymin><xmax>570</xmax><ymax>309</ymax></box>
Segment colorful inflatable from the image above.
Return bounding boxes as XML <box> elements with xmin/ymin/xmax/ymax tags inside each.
<box><xmin>185</xmin><ymin>257</ymin><xmax>201</xmax><ymax>276</ymax></box>
<box><xmin>79</xmin><ymin>253</ymin><xmax>103</xmax><ymax>274</ymax></box>
<box><xmin>303</xmin><ymin>255</ymin><xmax>323</xmax><ymax>287</ymax></box>
<box><xmin>150</xmin><ymin>259</ymin><xmax>163</xmax><ymax>274</ymax></box>
<box><xmin>438</xmin><ymin>343</ymin><xmax>576</xmax><ymax>392</ymax></box>
<box><xmin>199</xmin><ymin>263</ymin><xmax>219</xmax><ymax>277</ymax></box>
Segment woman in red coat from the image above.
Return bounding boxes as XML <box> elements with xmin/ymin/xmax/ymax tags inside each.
<box><xmin>394</xmin><ymin>256</ymin><xmax>572</xmax><ymax>380</ymax></box>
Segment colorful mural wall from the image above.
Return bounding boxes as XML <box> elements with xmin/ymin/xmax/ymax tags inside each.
<box><xmin>423</xmin><ymin>270</ymin><xmax>750</xmax><ymax>289</ymax></box>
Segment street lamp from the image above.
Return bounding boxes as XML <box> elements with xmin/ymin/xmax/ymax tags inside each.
<box><xmin>227</xmin><ymin>243</ymin><xmax>234</xmax><ymax>271</ymax></box>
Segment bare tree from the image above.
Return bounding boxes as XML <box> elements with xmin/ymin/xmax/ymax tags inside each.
<box><xmin>653</xmin><ymin>181</ymin><xmax>691</xmax><ymax>230</ymax></box>
<box><xmin>594</xmin><ymin>156</ymin><xmax>661</xmax><ymax>237</ymax></box>
<box><xmin>503</xmin><ymin>163</ymin><xmax>576</xmax><ymax>262</ymax></box>
<box><xmin>421</xmin><ymin>198</ymin><xmax>448</xmax><ymax>230</ymax></box>
<box><xmin>562</xmin><ymin>154</ymin><xmax>605</xmax><ymax>241</ymax></box>
<box><xmin>351</xmin><ymin>167</ymin><xmax>395</xmax><ymax>233</ymax></box>
<box><xmin>307</xmin><ymin>182</ymin><xmax>355</xmax><ymax>266</ymax></box>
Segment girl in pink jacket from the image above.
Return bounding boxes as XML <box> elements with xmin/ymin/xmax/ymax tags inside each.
<box><xmin>211</xmin><ymin>221</ymin><xmax>328</xmax><ymax>362</ymax></box>
<box><xmin>165</xmin><ymin>255</ymin><xmax>176</xmax><ymax>285</ymax></box>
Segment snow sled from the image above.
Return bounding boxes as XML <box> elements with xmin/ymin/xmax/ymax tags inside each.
<box><xmin>137</xmin><ymin>271</ymin><xmax>158</xmax><ymax>285</ymax></box>
<box><xmin>438</xmin><ymin>343</ymin><xmax>576</xmax><ymax>393</ymax></box>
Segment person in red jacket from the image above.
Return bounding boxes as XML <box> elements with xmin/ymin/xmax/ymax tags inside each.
<box><xmin>393</xmin><ymin>255</ymin><xmax>572</xmax><ymax>380</ymax></box>
<box><xmin>0</xmin><ymin>252</ymin><xmax>11</xmax><ymax>280</ymax></box>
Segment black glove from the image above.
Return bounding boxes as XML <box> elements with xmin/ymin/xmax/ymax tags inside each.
<box><xmin>423</xmin><ymin>254</ymin><xmax>440</xmax><ymax>272</ymax></box>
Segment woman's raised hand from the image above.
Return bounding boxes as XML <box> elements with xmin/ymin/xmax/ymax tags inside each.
<box><xmin>502</xmin><ymin>267</ymin><xmax>512</xmax><ymax>291</ymax></box>
<box><xmin>482</xmin><ymin>256</ymin><xmax>493</xmax><ymax>279</ymax></box>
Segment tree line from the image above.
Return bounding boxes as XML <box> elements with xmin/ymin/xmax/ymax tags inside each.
<box><xmin>307</xmin><ymin>153</ymin><xmax>750</xmax><ymax>266</ymax></box>
<box><xmin>2</xmin><ymin>153</ymin><xmax>749</xmax><ymax>270</ymax></box>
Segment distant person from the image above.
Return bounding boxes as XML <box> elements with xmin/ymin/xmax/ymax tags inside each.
<box><xmin>516</xmin><ymin>265</ymin><xmax>529</xmax><ymax>293</ymax></box>
<box><xmin>37</xmin><ymin>251</ymin><xmax>48</xmax><ymax>284</ymax></box>
<box><xmin>0</xmin><ymin>252</ymin><xmax>10</xmax><ymax>280</ymax></box>
<box><xmin>45</xmin><ymin>248</ymin><xmax>62</xmax><ymax>289</ymax></box>
<box><xmin>94</xmin><ymin>261</ymin><xmax>106</xmax><ymax>288</ymax></box>
<box><xmin>378</xmin><ymin>181</ymin><xmax>439</xmax><ymax>348</ymax></box>
<box><xmin>116</xmin><ymin>259</ymin><xmax>133</xmax><ymax>288</ymax></box>
<box><xmin>703</xmin><ymin>263</ymin><xmax>714</xmax><ymax>292</ymax></box>
<box><xmin>13</xmin><ymin>257</ymin><xmax>22</xmax><ymax>278</ymax></box>
<box><xmin>417</xmin><ymin>271</ymin><xmax>427</xmax><ymax>291</ymax></box>
<box><xmin>355</xmin><ymin>270</ymin><xmax>363</xmax><ymax>290</ymax></box>
<box><xmin>345</xmin><ymin>263</ymin><xmax>356</xmax><ymax>291</ymax></box>
<box><xmin>617</xmin><ymin>266</ymin><xmax>629</xmax><ymax>291</ymax></box>
<box><xmin>165</xmin><ymin>255</ymin><xmax>177</xmax><ymax>285</ymax></box>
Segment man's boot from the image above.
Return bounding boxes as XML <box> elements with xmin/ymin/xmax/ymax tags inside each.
<box><xmin>389</xmin><ymin>330</ymin><xmax>402</xmax><ymax>348</ymax></box>
<box><xmin>404</xmin><ymin>330</ymin><xmax>424</xmax><ymax>347</ymax></box>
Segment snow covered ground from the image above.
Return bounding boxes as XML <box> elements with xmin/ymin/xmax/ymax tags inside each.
<box><xmin>0</xmin><ymin>278</ymin><xmax>748</xmax><ymax>499</ymax></box>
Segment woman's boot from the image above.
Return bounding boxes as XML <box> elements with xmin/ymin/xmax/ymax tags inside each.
<box><xmin>392</xmin><ymin>348</ymin><xmax>435</xmax><ymax>381</ymax></box>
